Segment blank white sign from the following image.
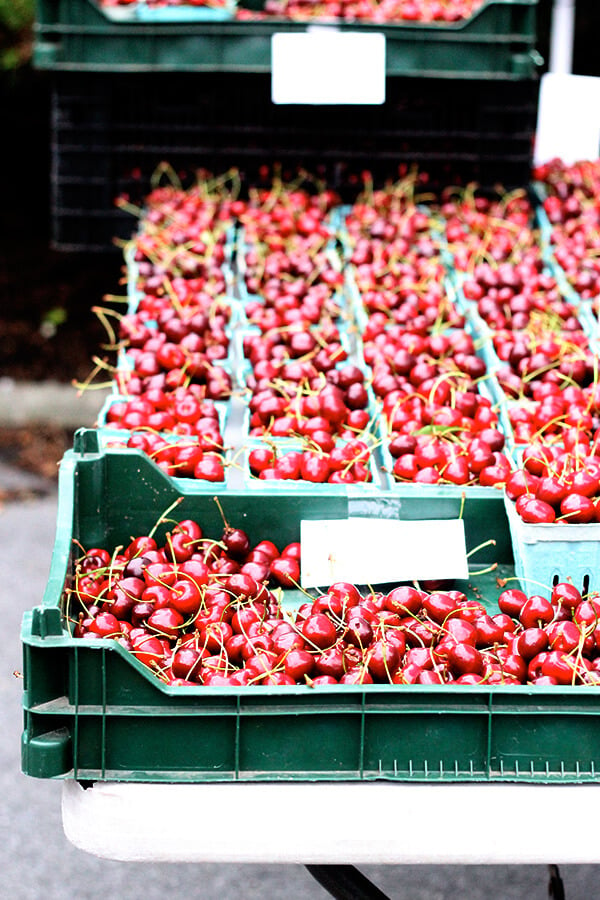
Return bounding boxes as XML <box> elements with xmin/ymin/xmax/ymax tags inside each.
<box><xmin>300</xmin><ymin>517</ymin><xmax>469</xmax><ymax>588</ymax></box>
<box><xmin>534</xmin><ymin>73</ymin><xmax>600</xmax><ymax>166</ymax></box>
<box><xmin>271</xmin><ymin>30</ymin><xmax>386</xmax><ymax>105</ymax></box>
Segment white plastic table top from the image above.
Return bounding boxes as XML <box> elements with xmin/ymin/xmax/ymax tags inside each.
<box><xmin>63</xmin><ymin>780</ymin><xmax>600</xmax><ymax>865</ymax></box>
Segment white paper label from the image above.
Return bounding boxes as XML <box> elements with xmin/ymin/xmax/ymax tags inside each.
<box><xmin>534</xmin><ymin>73</ymin><xmax>600</xmax><ymax>166</ymax></box>
<box><xmin>271</xmin><ymin>30</ymin><xmax>386</xmax><ymax>106</ymax></box>
<box><xmin>300</xmin><ymin>518</ymin><xmax>469</xmax><ymax>588</ymax></box>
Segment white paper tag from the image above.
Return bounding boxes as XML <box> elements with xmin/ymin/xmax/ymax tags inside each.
<box><xmin>534</xmin><ymin>73</ymin><xmax>600</xmax><ymax>166</ymax></box>
<box><xmin>300</xmin><ymin>518</ymin><xmax>469</xmax><ymax>588</ymax></box>
<box><xmin>271</xmin><ymin>30</ymin><xmax>386</xmax><ymax>106</ymax></box>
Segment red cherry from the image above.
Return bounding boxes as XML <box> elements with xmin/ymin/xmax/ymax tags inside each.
<box><xmin>385</xmin><ymin>585</ymin><xmax>423</xmax><ymax>616</ymax></box>
<box><xmin>517</xmin><ymin>497</ymin><xmax>556</xmax><ymax>524</ymax></box>
<box><xmin>253</xmin><ymin>540</ymin><xmax>280</xmax><ymax>562</ymax></box>
<box><xmin>442</xmin><ymin>456</ymin><xmax>471</xmax><ymax>485</ymax></box>
<box><xmin>422</xmin><ymin>591</ymin><xmax>460</xmax><ymax>624</ymax></box>
<box><xmin>546</xmin><ymin>620</ymin><xmax>581</xmax><ymax>653</ymax></box>
<box><xmin>279</xmin><ymin>648</ymin><xmax>312</xmax><ymax>681</ymax></box>
<box><xmin>226</xmin><ymin>572</ymin><xmax>262</xmax><ymax>601</ymax></box>
<box><xmin>392</xmin><ymin>454</ymin><xmax>419</xmax><ymax>481</ymax></box>
<box><xmin>541</xmin><ymin>650</ymin><xmax>576</xmax><ymax>685</ymax></box>
<box><xmin>516</xmin><ymin>627</ymin><xmax>549</xmax><ymax>660</ymax></box>
<box><xmin>147</xmin><ymin>606</ymin><xmax>185</xmax><ymax>639</ymax></box>
<box><xmin>194</xmin><ymin>454</ymin><xmax>225</xmax><ymax>482</ymax></box>
<box><xmin>551</xmin><ymin>582</ymin><xmax>582</xmax><ymax>611</ymax></box>
<box><xmin>444</xmin><ymin>617</ymin><xmax>477</xmax><ymax>647</ymax></box>
<box><xmin>448</xmin><ymin>642</ymin><xmax>483</xmax><ymax>676</ymax></box>
<box><xmin>519</xmin><ymin>595</ymin><xmax>555</xmax><ymax>629</ymax></box>
<box><xmin>340</xmin><ymin>669</ymin><xmax>374</xmax><ymax>684</ymax></box>
<box><xmin>170</xmin><ymin>579</ymin><xmax>203</xmax><ymax>616</ymax></box>
<box><xmin>560</xmin><ymin>493</ymin><xmax>596</xmax><ymax>523</ymax></box>
<box><xmin>171</xmin><ymin>646</ymin><xmax>206</xmax><ymax>681</ymax></box>
<box><xmin>301</xmin><ymin>613</ymin><xmax>338</xmax><ymax>649</ymax></box>
<box><xmin>498</xmin><ymin>588</ymin><xmax>529</xmax><ymax>617</ymax></box>
<box><xmin>281</xmin><ymin>541</ymin><xmax>302</xmax><ymax>561</ymax></box>
<box><xmin>270</xmin><ymin>556</ymin><xmax>300</xmax><ymax>587</ymax></box>
<box><xmin>314</xmin><ymin>647</ymin><xmax>346</xmax><ymax>680</ymax></box>
<box><xmin>505</xmin><ymin>469</ymin><xmax>540</xmax><ymax>501</ymax></box>
<box><xmin>366</xmin><ymin>639</ymin><xmax>400</xmax><ymax>682</ymax></box>
<box><xmin>570</xmin><ymin>468</ymin><xmax>600</xmax><ymax>498</ymax></box>
<box><xmin>87</xmin><ymin>611</ymin><xmax>121</xmax><ymax>638</ymax></box>
<box><xmin>131</xmin><ymin>633</ymin><xmax>166</xmax><ymax>667</ymax></box>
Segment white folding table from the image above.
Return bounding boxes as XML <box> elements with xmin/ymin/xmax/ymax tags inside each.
<box><xmin>63</xmin><ymin>780</ymin><xmax>600</xmax><ymax>865</ymax></box>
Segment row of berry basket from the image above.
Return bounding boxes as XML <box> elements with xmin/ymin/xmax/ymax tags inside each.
<box><xmin>20</xmin><ymin>162</ymin><xmax>600</xmax><ymax>789</ymax></box>
<box><xmin>98</xmin><ymin>174</ymin><xmax>600</xmax><ymax>498</ymax></box>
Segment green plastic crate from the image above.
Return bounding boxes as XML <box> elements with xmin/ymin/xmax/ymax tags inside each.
<box><xmin>34</xmin><ymin>0</ymin><xmax>541</xmax><ymax>78</ymax></box>
<box><xmin>21</xmin><ymin>434</ymin><xmax>600</xmax><ymax>786</ymax></box>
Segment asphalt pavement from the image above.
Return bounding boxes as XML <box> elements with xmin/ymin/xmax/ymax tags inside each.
<box><xmin>3</xmin><ymin>413</ymin><xmax>600</xmax><ymax>899</ymax></box>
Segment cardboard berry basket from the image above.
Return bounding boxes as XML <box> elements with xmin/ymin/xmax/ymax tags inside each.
<box><xmin>97</xmin><ymin>391</ymin><xmax>230</xmax><ymax>431</ymax></box>
<box><xmin>344</xmin><ymin>259</ymin><xmax>461</xmax><ymax>338</ymax></box>
<box><xmin>241</xmin><ymin>438</ymin><xmax>385</xmax><ymax>492</ymax></box>
<box><xmin>503</xmin><ymin>493</ymin><xmax>600</xmax><ymax>601</ymax></box>
<box><xmin>22</xmin><ymin>433</ymin><xmax>600</xmax><ymax>787</ymax></box>
<box><xmin>124</xmin><ymin>239</ymin><xmax>239</xmax><ymax>319</ymax></box>
<box><xmin>533</xmin><ymin>202</ymin><xmax>600</xmax><ymax>344</ymax></box>
<box><xmin>89</xmin><ymin>0</ymin><xmax>238</xmax><ymax>23</ymax></box>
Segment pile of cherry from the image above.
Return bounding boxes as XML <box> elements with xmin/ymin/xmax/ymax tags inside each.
<box><xmin>237</xmin><ymin>0</ymin><xmax>485</xmax><ymax>23</ymax></box>
<box><xmin>506</xmin><ymin>441</ymin><xmax>600</xmax><ymax>524</ymax></box>
<box><xmin>104</xmin><ymin>174</ymin><xmax>240</xmax><ymax>479</ymax></box>
<box><xmin>236</xmin><ymin>182</ymin><xmax>380</xmax><ymax>482</ymax></box>
<box><xmin>95</xmin><ymin>163</ymin><xmax>600</xmax><ymax>504</ymax></box>
<box><xmin>436</xmin><ymin>176</ymin><xmax>600</xmax><ymax>517</ymax></box>
<box><xmin>342</xmin><ymin>178</ymin><xmax>512</xmax><ymax>487</ymax></box>
<box><xmin>98</xmin><ymin>0</ymin><xmax>229</xmax><ymax>11</ymax></box>
<box><xmin>68</xmin><ymin>517</ymin><xmax>600</xmax><ymax>687</ymax></box>
<box><xmin>534</xmin><ymin>157</ymin><xmax>600</xmax><ymax>303</ymax></box>
<box><xmin>98</xmin><ymin>0</ymin><xmax>486</xmax><ymax>20</ymax></box>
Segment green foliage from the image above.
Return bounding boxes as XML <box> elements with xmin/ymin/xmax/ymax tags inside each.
<box><xmin>0</xmin><ymin>0</ymin><xmax>34</xmax><ymax>69</ymax></box>
<box><xmin>0</xmin><ymin>0</ymin><xmax>34</xmax><ymax>33</ymax></box>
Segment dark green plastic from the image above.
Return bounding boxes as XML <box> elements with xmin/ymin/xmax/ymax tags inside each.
<box><xmin>20</xmin><ymin>437</ymin><xmax>600</xmax><ymax>785</ymax></box>
<box><xmin>33</xmin><ymin>0</ymin><xmax>541</xmax><ymax>78</ymax></box>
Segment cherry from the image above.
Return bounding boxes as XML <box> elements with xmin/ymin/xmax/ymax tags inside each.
<box><xmin>519</xmin><ymin>595</ymin><xmax>555</xmax><ymax>629</ymax></box>
<box><xmin>345</xmin><ymin>615</ymin><xmax>374</xmax><ymax>649</ymax></box>
<box><xmin>366</xmin><ymin>639</ymin><xmax>401</xmax><ymax>682</ymax></box>
<box><xmin>385</xmin><ymin>585</ymin><xmax>423</xmax><ymax>616</ymax></box>
<box><xmin>170</xmin><ymin>580</ymin><xmax>203</xmax><ymax>617</ymax></box>
<box><xmin>560</xmin><ymin>493</ymin><xmax>596</xmax><ymax>523</ymax></box>
<box><xmin>516</xmin><ymin>627</ymin><xmax>549</xmax><ymax>660</ymax></box>
<box><xmin>448</xmin><ymin>643</ymin><xmax>483</xmax><ymax>676</ymax></box>
<box><xmin>422</xmin><ymin>591</ymin><xmax>460</xmax><ymax>624</ymax></box>
<box><xmin>517</xmin><ymin>497</ymin><xmax>556</xmax><ymax>524</ymax></box>
<box><xmin>551</xmin><ymin>582</ymin><xmax>582</xmax><ymax>611</ymax></box>
<box><xmin>147</xmin><ymin>607</ymin><xmax>185</xmax><ymax>639</ymax></box>
<box><xmin>131</xmin><ymin>633</ymin><xmax>166</xmax><ymax>666</ymax></box>
<box><xmin>546</xmin><ymin>620</ymin><xmax>581</xmax><ymax>653</ymax></box>
<box><xmin>222</xmin><ymin>527</ymin><xmax>251</xmax><ymax>560</ymax></box>
<box><xmin>267</xmin><ymin>555</ymin><xmax>299</xmax><ymax>588</ymax></box>
<box><xmin>302</xmin><ymin>613</ymin><xmax>338</xmax><ymax>650</ymax></box>
<box><xmin>87</xmin><ymin>611</ymin><xmax>121</xmax><ymax>638</ymax></box>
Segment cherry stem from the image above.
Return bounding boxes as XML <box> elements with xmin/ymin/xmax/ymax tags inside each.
<box><xmin>148</xmin><ymin>497</ymin><xmax>184</xmax><ymax>540</ymax></box>
<box><xmin>466</xmin><ymin>538</ymin><xmax>496</xmax><ymax>559</ymax></box>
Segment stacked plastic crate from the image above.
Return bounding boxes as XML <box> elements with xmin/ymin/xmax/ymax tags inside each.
<box><xmin>35</xmin><ymin>0</ymin><xmax>540</xmax><ymax>249</ymax></box>
<box><xmin>26</xmin><ymin>2</ymin><xmax>600</xmax><ymax>787</ymax></box>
